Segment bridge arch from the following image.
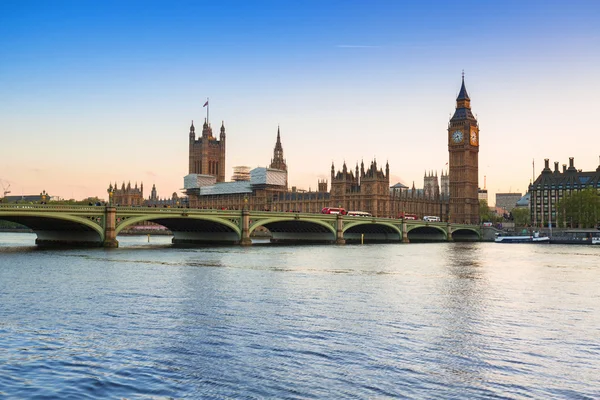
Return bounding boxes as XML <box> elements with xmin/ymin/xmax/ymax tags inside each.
<box><xmin>115</xmin><ymin>214</ymin><xmax>241</xmax><ymax>236</ymax></box>
<box><xmin>116</xmin><ymin>214</ymin><xmax>242</xmax><ymax>244</ymax></box>
<box><xmin>249</xmin><ymin>216</ymin><xmax>336</xmax><ymax>243</ymax></box>
<box><xmin>450</xmin><ymin>227</ymin><xmax>481</xmax><ymax>241</ymax></box>
<box><xmin>343</xmin><ymin>220</ymin><xmax>401</xmax><ymax>242</ymax></box>
<box><xmin>0</xmin><ymin>212</ymin><xmax>105</xmax><ymax>246</ymax></box>
<box><xmin>406</xmin><ymin>224</ymin><xmax>448</xmax><ymax>242</ymax></box>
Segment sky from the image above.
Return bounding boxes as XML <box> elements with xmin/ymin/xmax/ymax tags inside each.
<box><xmin>1</xmin><ymin>0</ymin><xmax>599</xmax><ymax>205</ymax></box>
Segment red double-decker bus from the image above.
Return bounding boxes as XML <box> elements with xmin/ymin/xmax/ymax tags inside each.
<box><xmin>321</xmin><ymin>207</ymin><xmax>347</xmax><ymax>215</ymax></box>
<box><xmin>398</xmin><ymin>212</ymin><xmax>418</xmax><ymax>220</ymax></box>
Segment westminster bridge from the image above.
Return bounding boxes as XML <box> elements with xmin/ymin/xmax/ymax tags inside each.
<box><xmin>0</xmin><ymin>204</ymin><xmax>481</xmax><ymax>247</ymax></box>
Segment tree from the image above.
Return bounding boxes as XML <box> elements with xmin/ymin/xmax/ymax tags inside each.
<box><xmin>556</xmin><ymin>188</ymin><xmax>600</xmax><ymax>228</ymax></box>
<box><xmin>479</xmin><ymin>200</ymin><xmax>493</xmax><ymax>223</ymax></box>
<box><xmin>511</xmin><ymin>207</ymin><xmax>530</xmax><ymax>227</ymax></box>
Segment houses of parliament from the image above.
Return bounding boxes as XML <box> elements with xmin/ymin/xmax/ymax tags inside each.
<box><xmin>111</xmin><ymin>76</ymin><xmax>480</xmax><ymax>224</ymax></box>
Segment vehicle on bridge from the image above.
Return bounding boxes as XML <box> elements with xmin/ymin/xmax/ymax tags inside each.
<box><xmin>321</xmin><ymin>207</ymin><xmax>347</xmax><ymax>215</ymax></box>
<box><xmin>398</xmin><ymin>212</ymin><xmax>418</xmax><ymax>220</ymax></box>
<box><xmin>423</xmin><ymin>216</ymin><xmax>441</xmax><ymax>222</ymax></box>
<box><xmin>347</xmin><ymin>211</ymin><xmax>372</xmax><ymax>217</ymax></box>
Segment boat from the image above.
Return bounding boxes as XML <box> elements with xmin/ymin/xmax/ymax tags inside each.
<box><xmin>549</xmin><ymin>229</ymin><xmax>600</xmax><ymax>245</ymax></box>
<box><xmin>495</xmin><ymin>231</ymin><xmax>550</xmax><ymax>243</ymax></box>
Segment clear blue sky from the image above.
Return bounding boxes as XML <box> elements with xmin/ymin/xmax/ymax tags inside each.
<box><xmin>1</xmin><ymin>0</ymin><xmax>599</xmax><ymax>204</ymax></box>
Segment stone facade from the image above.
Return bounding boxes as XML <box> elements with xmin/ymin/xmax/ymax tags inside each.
<box><xmin>108</xmin><ymin>182</ymin><xmax>182</xmax><ymax>207</ymax></box>
<box><xmin>189</xmin><ymin>120</ymin><xmax>226</xmax><ymax>182</ymax></box>
<box><xmin>110</xmin><ymin>182</ymin><xmax>144</xmax><ymax>206</ymax></box>
<box><xmin>448</xmin><ymin>76</ymin><xmax>479</xmax><ymax>224</ymax></box>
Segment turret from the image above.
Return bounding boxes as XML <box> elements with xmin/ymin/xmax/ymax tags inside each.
<box><xmin>220</xmin><ymin>121</ymin><xmax>226</xmax><ymax>141</ymax></box>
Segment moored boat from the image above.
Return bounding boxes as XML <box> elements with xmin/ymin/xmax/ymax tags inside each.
<box><xmin>495</xmin><ymin>231</ymin><xmax>550</xmax><ymax>243</ymax></box>
<box><xmin>549</xmin><ymin>229</ymin><xmax>600</xmax><ymax>245</ymax></box>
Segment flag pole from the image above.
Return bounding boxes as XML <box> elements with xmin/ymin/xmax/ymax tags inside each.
<box><xmin>207</xmin><ymin>97</ymin><xmax>209</xmax><ymax>125</ymax></box>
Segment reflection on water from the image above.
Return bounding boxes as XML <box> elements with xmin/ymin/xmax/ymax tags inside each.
<box><xmin>0</xmin><ymin>233</ymin><xmax>599</xmax><ymax>398</ymax></box>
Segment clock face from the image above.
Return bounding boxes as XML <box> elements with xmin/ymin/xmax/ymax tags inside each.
<box><xmin>452</xmin><ymin>130</ymin><xmax>463</xmax><ymax>143</ymax></box>
<box><xmin>470</xmin><ymin>132</ymin><xmax>477</xmax><ymax>145</ymax></box>
<box><xmin>470</xmin><ymin>128</ymin><xmax>478</xmax><ymax>145</ymax></box>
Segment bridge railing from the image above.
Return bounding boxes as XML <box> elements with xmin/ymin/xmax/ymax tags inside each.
<box><xmin>0</xmin><ymin>204</ymin><xmax>101</xmax><ymax>212</ymax></box>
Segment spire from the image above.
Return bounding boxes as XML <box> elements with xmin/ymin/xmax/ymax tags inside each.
<box><xmin>190</xmin><ymin>120</ymin><xmax>195</xmax><ymax>132</ymax></box>
<box><xmin>451</xmin><ymin>73</ymin><xmax>475</xmax><ymax>121</ymax></box>
<box><xmin>269</xmin><ymin>125</ymin><xmax>286</xmax><ymax>171</ymax></box>
<box><xmin>457</xmin><ymin>71</ymin><xmax>470</xmax><ymax>101</ymax></box>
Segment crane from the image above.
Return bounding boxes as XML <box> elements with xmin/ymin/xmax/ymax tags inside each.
<box><xmin>1</xmin><ymin>180</ymin><xmax>11</xmax><ymax>198</ymax></box>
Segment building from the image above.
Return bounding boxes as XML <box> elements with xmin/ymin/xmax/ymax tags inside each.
<box><xmin>147</xmin><ymin>184</ymin><xmax>181</xmax><ymax>207</ymax></box>
<box><xmin>515</xmin><ymin>193</ymin><xmax>530</xmax><ymax>208</ymax></box>
<box><xmin>185</xmin><ymin>76</ymin><xmax>475</xmax><ymax>221</ymax></box>
<box><xmin>269</xmin><ymin>126</ymin><xmax>287</xmax><ymax>188</ymax></box>
<box><xmin>189</xmin><ymin>119</ymin><xmax>226</xmax><ymax>183</ymax></box>
<box><xmin>529</xmin><ymin>157</ymin><xmax>600</xmax><ymax>228</ymax></box>
<box><xmin>478</xmin><ymin>188</ymin><xmax>488</xmax><ymax>203</ymax></box>
<box><xmin>108</xmin><ymin>182</ymin><xmax>182</xmax><ymax>207</ymax></box>
<box><xmin>440</xmin><ymin>171</ymin><xmax>449</xmax><ymax>198</ymax></box>
<box><xmin>110</xmin><ymin>182</ymin><xmax>144</xmax><ymax>206</ymax></box>
<box><xmin>448</xmin><ymin>75</ymin><xmax>479</xmax><ymax>224</ymax></box>
<box><xmin>231</xmin><ymin>166</ymin><xmax>251</xmax><ymax>182</ymax></box>
<box><xmin>495</xmin><ymin>192</ymin><xmax>522</xmax><ymax>214</ymax></box>
<box><xmin>424</xmin><ymin>171</ymin><xmax>440</xmax><ymax>199</ymax></box>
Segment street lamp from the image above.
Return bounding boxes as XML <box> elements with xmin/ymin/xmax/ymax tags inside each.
<box><xmin>107</xmin><ymin>184</ymin><xmax>114</xmax><ymax>206</ymax></box>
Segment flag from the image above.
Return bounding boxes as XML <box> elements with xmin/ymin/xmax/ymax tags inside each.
<box><xmin>203</xmin><ymin>100</ymin><xmax>208</xmax><ymax>107</ymax></box>
<box><xmin>445</xmin><ymin>162</ymin><xmax>448</xmax><ymax>166</ymax></box>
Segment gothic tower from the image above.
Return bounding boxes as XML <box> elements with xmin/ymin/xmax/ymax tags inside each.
<box><xmin>448</xmin><ymin>74</ymin><xmax>479</xmax><ymax>224</ymax></box>
<box><xmin>269</xmin><ymin>126</ymin><xmax>288</xmax><ymax>188</ymax></box>
<box><xmin>188</xmin><ymin>119</ymin><xmax>226</xmax><ymax>182</ymax></box>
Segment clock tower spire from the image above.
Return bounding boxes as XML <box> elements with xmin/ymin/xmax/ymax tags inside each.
<box><xmin>448</xmin><ymin>73</ymin><xmax>479</xmax><ymax>224</ymax></box>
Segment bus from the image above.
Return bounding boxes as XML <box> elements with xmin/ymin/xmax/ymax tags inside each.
<box><xmin>398</xmin><ymin>212</ymin><xmax>418</xmax><ymax>220</ymax></box>
<box><xmin>347</xmin><ymin>211</ymin><xmax>372</xmax><ymax>217</ymax></box>
<box><xmin>321</xmin><ymin>207</ymin><xmax>347</xmax><ymax>215</ymax></box>
<box><xmin>423</xmin><ymin>216</ymin><xmax>441</xmax><ymax>222</ymax></box>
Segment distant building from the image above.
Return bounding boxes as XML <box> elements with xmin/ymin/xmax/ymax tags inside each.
<box><xmin>529</xmin><ymin>157</ymin><xmax>600</xmax><ymax>228</ymax></box>
<box><xmin>269</xmin><ymin>126</ymin><xmax>288</xmax><ymax>188</ymax></box>
<box><xmin>478</xmin><ymin>188</ymin><xmax>488</xmax><ymax>203</ymax></box>
<box><xmin>495</xmin><ymin>192</ymin><xmax>522</xmax><ymax>214</ymax></box>
<box><xmin>424</xmin><ymin>171</ymin><xmax>440</xmax><ymax>199</ymax></box>
<box><xmin>108</xmin><ymin>182</ymin><xmax>182</xmax><ymax>207</ymax></box>
<box><xmin>231</xmin><ymin>166</ymin><xmax>251</xmax><ymax>182</ymax></box>
<box><xmin>3</xmin><ymin>194</ymin><xmax>49</xmax><ymax>203</ymax></box>
<box><xmin>111</xmin><ymin>182</ymin><xmax>144</xmax><ymax>206</ymax></box>
<box><xmin>515</xmin><ymin>193</ymin><xmax>530</xmax><ymax>208</ymax></box>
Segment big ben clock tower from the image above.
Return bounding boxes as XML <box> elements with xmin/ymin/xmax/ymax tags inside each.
<box><xmin>448</xmin><ymin>74</ymin><xmax>479</xmax><ymax>224</ymax></box>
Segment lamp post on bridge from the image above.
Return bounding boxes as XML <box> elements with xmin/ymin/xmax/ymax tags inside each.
<box><xmin>107</xmin><ymin>185</ymin><xmax>114</xmax><ymax>206</ymax></box>
<box><xmin>40</xmin><ymin>190</ymin><xmax>47</xmax><ymax>205</ymax></box>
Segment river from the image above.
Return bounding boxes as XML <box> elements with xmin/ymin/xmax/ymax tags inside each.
<box><xmin>1</xmin><ymin>233</ymin><xmax>599</xmax><ymax>399</ymax></box>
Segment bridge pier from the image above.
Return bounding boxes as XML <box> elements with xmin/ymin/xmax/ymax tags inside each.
<box><xmin>240</xmin><ymin>209</ymin><xmax>252</xmax><ymax>246</ymax></box>
<box><xmin>447</xmin><ymin>223</ymin><xmax>453</xmax><ymax>241</ymax></box>
<box><xmin>336</xmin><ymin>215</ymin><xmax>345</xmax><ymax>245</ymax></box>
<box><xmin>402</xmin><ymin>219</ymin><xmax>409</xmax><ymax>243</ymax></box>
<box><xmin>103</xmin><ymin>206</ymin><xmax>119</xmax><ymax>248</ymax></box>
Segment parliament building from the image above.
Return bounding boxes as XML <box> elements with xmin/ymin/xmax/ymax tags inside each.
<box><xmin>184</xmin><ymin>76</ymin><xmax>480</xmax><ymax>222</ymax></box>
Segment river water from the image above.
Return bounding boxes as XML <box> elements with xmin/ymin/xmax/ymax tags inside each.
<box><xmin>1</xmin><ymin>232</ymin><xmax>599</xmax><ymax>399</ymax></box>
